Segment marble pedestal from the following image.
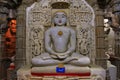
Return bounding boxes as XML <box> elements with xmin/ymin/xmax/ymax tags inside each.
<box><xmin>17</xmin><ymin>65</ymin><xmax>106</xmax><ymax>80</ymax></box>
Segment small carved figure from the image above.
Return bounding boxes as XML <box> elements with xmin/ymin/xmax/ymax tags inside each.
<box><xmin>4</xmin><ymin>19</ymin><xmax>16</xmax><ymax>57</ymax></box>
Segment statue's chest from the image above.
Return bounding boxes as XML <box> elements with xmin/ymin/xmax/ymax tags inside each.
<box><xmin>51</xmin><ymin>29</ymin><xmax>70</xmax><ymax>39</ymax></box>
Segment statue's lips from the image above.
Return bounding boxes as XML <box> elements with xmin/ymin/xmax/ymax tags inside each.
<box><xmin>59</xmin><ymin>20</ymin><xmax>62</xmax><ymax>23</ymax></box>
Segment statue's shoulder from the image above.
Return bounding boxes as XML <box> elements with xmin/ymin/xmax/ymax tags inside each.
<box><xmin>46</xmin><ymin>27</ymin><xmax>55</xmax><ymax>32</ymax></box>
<box><xmin>49</xmin><ymin>27</ymin><xmax>56</xmax><ymax>31</ymax></box>
<box><xmin>67</xmin><ymin>27</ymin><xmax>75</xmax><ymax>32</ymax></box>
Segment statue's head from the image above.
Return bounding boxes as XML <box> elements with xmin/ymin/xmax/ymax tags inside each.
<box><xmin>53</xmin><ymin>11</ymin><xmax>67</xmax><ymax>26</ymax></box>
<box><xmin>8</xmin><ymin>19</ymin><xmax>16</xmax><ymax>34</ymax></box>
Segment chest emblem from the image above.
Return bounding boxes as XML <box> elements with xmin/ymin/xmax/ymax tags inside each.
<box><xmin>58</xmin><ymin>31</ymin><xmax>63</xmax><ymax>36</ymax></box>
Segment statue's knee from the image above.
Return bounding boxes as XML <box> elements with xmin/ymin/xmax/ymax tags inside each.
<box><xmin>32</xmin><ymin>58</ymin><xmax>41</xmax><ymax>65</ymax></box>
<box><xmin>85</xmin><ymin>57</ymin><xmax>90</xmax><ymax>64</ymax></box>
<box><xmin>78</xmin><ymin>57</ymin><xmax>90</xmax><ymax>65</ymax></box>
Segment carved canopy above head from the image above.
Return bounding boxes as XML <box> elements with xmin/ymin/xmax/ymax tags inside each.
<box><xmin>51</xmin><ymin>0</ymin><xmax>70</xmax><ymax>9</ymax></box>
<box><xmin>26</xmin><ymin>0</ymin><xmax>96</xmax><ymax>65</ymax></box>
<box><xmin>27</xmin><ymin>0</ymin><xmax>94</xmax><ymax>26</ymax></box>
<box><xmin>69</xmin><ymin>0</ymin><xmax>95</xmax><ymax>26</ymax></box>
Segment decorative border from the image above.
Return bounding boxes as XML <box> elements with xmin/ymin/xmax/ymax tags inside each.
<box><xmin>31</xmin><ymin>72</ymin><xmax>91</xmax><ymax>77</ymax></box>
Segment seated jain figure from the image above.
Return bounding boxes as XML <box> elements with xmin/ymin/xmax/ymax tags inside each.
<box><xmin>32</xmin><ymin>11</ymin><xmax>90</xmax><ymax>66</ymax></box>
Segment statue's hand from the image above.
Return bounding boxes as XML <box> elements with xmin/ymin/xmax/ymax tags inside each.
<box><xmin>50</xmin><ymin>54</ymin><xmax>58</xmax><ymax>59</ymax></box>
<box><xmin>50</xmin><ymin>53</ymin><xmax>70</xmax><ymax>59</ymax></box>
<box><xmin>57</xmin><ymin>53</ymin><xmax>69</xmax><ymax>59</ymax></box>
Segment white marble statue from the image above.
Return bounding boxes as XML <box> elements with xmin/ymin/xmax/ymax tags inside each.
<box><xmin>32</xmin><ymin>11</ymin><xmax>90</xmax><ymax>66</ymax></box>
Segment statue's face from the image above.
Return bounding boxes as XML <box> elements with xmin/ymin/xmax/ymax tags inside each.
<box><xmin>54</xmin><ymin>12</ymin><xmax>67</xmax><ymax>26</ymax></box>
<box><xmin>9</xmin><ymin>19</ymin><xmax>16</xmax><ymax>33</ymax></box>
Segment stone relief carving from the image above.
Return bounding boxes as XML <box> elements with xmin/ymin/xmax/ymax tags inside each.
<box><xmin>28</xmin><ymin>3</ymin><xmax>51</xmax><ymax>25</ymax></box>
<box><xmin>26</xmin><ymin>2</ymin><xmax>51</xmax><ymax>64</ymax></box>
<box><xmin>26</xmin><ymin>25</ymin><xmax>44</xmax><ymax>64</ymax></box>
<box><xmin>70</xmin><ymin>0</ymin><xmax>94</xmax><ymax>25</ymax></box>
<box><xmin>69</xmin><ymin>0</ymin><xmax>95</xmax><ymax>60</ymax></box>
<box><xmin>76</xmin><ymin>26</ymin><xmax>91</xmax><ymax>55</ymax></box>
<box><xmin>40</xmin><ymin>0</ymin><xmax>51</xmax><ymax>8</ymax></box>
<box><xmin>29</xmin><ymin>26</ymin><xmax>44</xmax><ymax>57</ymax></box>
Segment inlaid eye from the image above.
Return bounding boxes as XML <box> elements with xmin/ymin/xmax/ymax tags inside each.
<box><xmin>56</xmin><ymin>15</ymin><xmax>59</xmax><ymax>18</ymax></box>
<box><xmin>62</xmin><ymin>15</ymin><xmax>65</xmax><ymax>18</ymax></box>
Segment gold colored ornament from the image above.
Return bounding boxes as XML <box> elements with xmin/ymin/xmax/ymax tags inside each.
<box><xmin>58</xmin><ymin>63</ymin><xmax>64</xmax><ymax>68</ymax></box>
<box><xmin>58</xmin><ymin>31</ymin><xmax>63</xmax><ymax>36</ymax></box>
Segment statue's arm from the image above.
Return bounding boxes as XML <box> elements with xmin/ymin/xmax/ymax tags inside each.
<box><xmin>45</xmin><ymin>29</ymin><xmax>57</xmax><ymax>55</ymax></box>
<box><xmin>65</xmin><ymin>29</ymin><xmax>76</xmax><ymax>55</ymax></box>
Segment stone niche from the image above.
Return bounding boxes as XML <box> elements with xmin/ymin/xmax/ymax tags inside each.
<box><xmin>17</xmin><ymin>0</ymin><xmax>106</xmax><ymax>80</ymax></box>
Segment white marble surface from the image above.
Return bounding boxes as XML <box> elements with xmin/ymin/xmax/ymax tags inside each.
<box><xmin>107</xmin><ymin>61</ymin><xmax>117</xmax><ymax>80</ymax></box>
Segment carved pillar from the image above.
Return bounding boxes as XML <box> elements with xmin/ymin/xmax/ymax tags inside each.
<box><xmin>15</xmin><ymin>0</ymin><xmax>34</xmax><ymax>69</ymax></box>
<box><xmin>16</xmin><ymin>4</ymin><xmax>27</xmax><ymax>70</ymax></box>
<box><xmin>94</xmin><ymin>5</ymin><xmax>107</xmax><ymax>69</ymax></box>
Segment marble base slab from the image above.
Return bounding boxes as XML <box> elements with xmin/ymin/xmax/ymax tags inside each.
<box><xmin>17</xmin><ymin>65</ymin><xmax>106</xmax><ymax>80</ymax></box>
<box><xmin>30</xmin><ymin>76</ymin><xmax>91</xmax><ymax>80</ymax></box>
<box><xmin>31</xmin><ymin>65</ymin><xmax>90</xmax><ymax>73</ymax></box>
